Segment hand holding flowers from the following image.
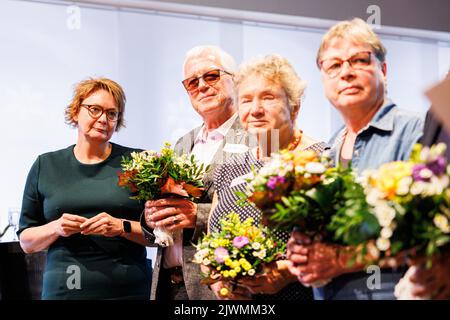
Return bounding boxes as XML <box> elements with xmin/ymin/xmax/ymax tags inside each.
<box><xmin>118</xmin><ymin>142</ymin><xmax>209</xmax><ymax>246</ymax></box>
<box><xmin>287</xmin><ymin>229</ymin><xmax>365</xmax><ymax>287</ymax></box>
<box><xmin>394</xmin><ymin>250</ymin><xmax>450</xmax><ymax>299</ymax></box>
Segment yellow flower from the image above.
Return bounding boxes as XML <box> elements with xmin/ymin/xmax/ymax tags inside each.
<box><xmin>217</xmin><ymin>239</ymin><xmax>230</xmax><ymax>247</ymax></box>
<box><xmin>241</xmin><ymin>262</ymin><xmax>252</xmax><ymax>271</ymax></box>
<box><xmin>290</xmin><ymin>149</ymin><xmax>318</xmax><ymax>167</ymax></box>
<box><xmin>374</xmin><ymin>161</ymin><xmax>413</xmax><ymax>199</ymax></box>
<box><xmin>234</xmin><ymin>266</ymin><xmax>242</xmax><ymax>273</ymax></box>
<box><xmin>265</xmin><ymin>239</ymin><xmax>274</xmax><ymax>249</ymax></box>
<box><xmin>222</xmin><ymin>270</ymin><xmax>230</xmax><ymax>278</ymax></box>
<box><xmin>231</xmin><ymin>261</ymin><xmax>240</xmax><ymax>269</ymax></box>
<box><xmin>219</xmin><ymin>288</ymin><xmax>229</xmax><ymax>297</ymax></box>
<box><xmin>210</xmin><ymin>241</ymin><xmax>219</xmax><ymax>249</ymax></box>
<box><xmin>229</xmin><ymin>270</ymin><xmax>237</xmax><ymax>278</ymax></box>
<box><xmin>434</xmin><ymin>214</ymin><xmax>450</xmax><ymax>234</ymax></box>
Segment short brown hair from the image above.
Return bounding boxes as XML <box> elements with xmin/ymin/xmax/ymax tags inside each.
<box><xmin>65</xmin><ymin>77</ymin><xmax>126</xmax><ymax>131</ymax></box>
<box><xmin>316</xmin><ymin>18</ymin><xmax>387</xmax><ymax>68</ymax></box>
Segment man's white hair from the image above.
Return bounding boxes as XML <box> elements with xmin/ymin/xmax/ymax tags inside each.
<box><xmin>182</xmin><ymin>45</ymin><xmax>237</xmax><ymax>76</ymax></box>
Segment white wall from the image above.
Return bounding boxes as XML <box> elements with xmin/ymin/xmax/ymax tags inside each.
<box><xmin>0</xmin><ymin>0</ymin><xmax>449</xmax><ymax>245</ymax></box>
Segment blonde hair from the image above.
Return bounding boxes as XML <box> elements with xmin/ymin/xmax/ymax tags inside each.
<box><xmin>65</xmin><ymin>77</ymin><xmax>126</xmax><ymax>131</ymax></box>
<box><xmin>182</xmin><ymin>45</ymin><xmax>237</xmax><ymax>74</ymax></box>
<box><xmin>235</xmin><ymin>54</ymin><xmax>306</xmax><ymax>113</ymax></box>
<box><xmin>316</xmin><ymin>18</ymin><xmax>387</xmax><ymax>67</ymax></box>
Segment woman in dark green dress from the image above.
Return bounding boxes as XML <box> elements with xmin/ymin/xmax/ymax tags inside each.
<box><xmin>18</xmin><ymin>78</ymin><xmax>151</xmax><ymax>299</ymax></box>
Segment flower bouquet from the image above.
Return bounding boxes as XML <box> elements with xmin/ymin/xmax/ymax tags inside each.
<box><xmin>239</xmin><ymin>149</ymin><xmax>378</xmax><ymax>244</ymax></box>
<box><xmin>193</xmin><ymin>212</ymin><xmax>285</xmax><ymax>298</ymax></box>
<box><xmin>118</xmin><ymin>142</ymin><xmax>209</xmax><ymax>246</ymax></box>
<box><xmin>361</xmin><ymin>143</ymin><xmax>450</xmax><ymax>266</ymax></box>
<box><xmin>237</xmin><ymin>149</ymin><xmax>382</xmax><ymax>282</ymax></box>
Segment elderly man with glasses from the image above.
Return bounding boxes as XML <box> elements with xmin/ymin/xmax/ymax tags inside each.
<box><xmin>141</xmin><ymin>45</ymin><xmax>246</xmax><ymax>300</ymax></box>
<box><xmin>287</xmin><ymin>18</ymin><xmax>424</xmax><ymax>300</ymax></box>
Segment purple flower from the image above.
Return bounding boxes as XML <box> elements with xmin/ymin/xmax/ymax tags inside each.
<box><xmin>267</xmin><ymin>177</ymin><xmax>277</xmax><ymax>190</ymax></box>
<box><xmin>412</xmin><ymin>164</ymin><xmax>428</xmax><ymax>182</ymax></box>
<box><xmin>427</xmin><ymin>156</ymin><xmax>446</xmax><ymax>176</ymax></box>
<box><xmin>232</xmin><ymin>236</ymin><xmax>249</xmax><ymax>248</ymax></box>
<box><xmin>214</xmin><ymin>247</ymin><xmax>229</xmax><ymax>264</ymax></box>
<box><xmin>266</xmin><ymin>176</ymin><xmax>286</xmax><ymax>190</ymax></box>
<box><xmin>278</xmin><ymin>176</ymin><xmax>286</xmax><ymax>184</ymax></box>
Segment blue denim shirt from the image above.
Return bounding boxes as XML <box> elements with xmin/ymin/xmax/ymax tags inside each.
<box><xmin>314</xmin><ymin>100</ymin><xmax>424</xmax><ymax>300</ymax></box>
<box><xmin>327</xmin><ymin>100</ymin><xmax>424</xmax><ymax>173</ymax></box>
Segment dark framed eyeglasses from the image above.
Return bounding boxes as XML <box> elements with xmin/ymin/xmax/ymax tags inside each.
<box><xmin>80</xmin><ymin>104</ymin><xmax>120</xmax><ymax>122</ymax></box>
<box><xmin>182</xmin><ymin>69</ymin><xmax>232</xmax><ymax>92</ymax></box>
<box><xmin>320</xmin><ymin>51</ymin><xmax>373</xmax><ymax>78</ymax></box>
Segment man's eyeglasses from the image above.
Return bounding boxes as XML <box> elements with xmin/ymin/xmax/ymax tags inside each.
<box><xmin>182</xmin><ymin>69</ymin><xmax>232</xmax><ymax>92</ymax></box>
<box><xmin>81</xmin><ymin>104</ymin><xmax>120</xmax><ymax>122</ymax></box>
<box><xmin>320</xmin><ymin>51</ymin><xmax>373</xmax><ymax>78</ymax></box>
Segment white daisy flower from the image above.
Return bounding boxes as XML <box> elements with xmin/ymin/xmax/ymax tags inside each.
<box><xmin>374</xmin><ymin>203</ymin><xmax>396</xmax><ymax>227</ymax></box>
<box><xmin>256</xmin><ymin>249</ymin><xmax>267</xmax><ymax>259</ymax></box>
<box><xmin>419</xmin><ymin>168</ymin><xmax>433</xmax><ymax>180</ymax></box>
<box><xmin>252</xmin><ymin>242</ymin><xmax>261</xmax><ymax>250</ymax></box>
<box><xmin>305</xmin><ymin>162</ymin><xmax>326</xmax><ymax>174</ymax></box>
<box><xmin>396</xmin><ymin>177</ymin><xmax>412</xmax><ymax>196</ymax></box>
<box><xmin>376</xmin><ymin>237</ymin><xmax>391</xmax><ymax>251</ymax></box>
<box><xmin>410</xmin><ymin>181</ymin><xmax>426</xmax><ymax>195</ymax></box>
<box><xmin>380</xmin><ymin>227</ymin><xmax>393</xmax><ymax>239</ymax></box>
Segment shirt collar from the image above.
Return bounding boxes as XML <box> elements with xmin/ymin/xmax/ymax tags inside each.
<box><xmin>365</xmin><ymin>99</ymin><xmax>397</xmax><ymax>133</ymax></box>
<box><xmin>215</xmin><ymin>112</ymin><xmax>238</xmax><ymax>137</ymax></box>
<box><xmin>195</xmin><ymin>113</ymin><xmax>238</xmax><ymax>144</ymax></box>
<box><xmin>328</xmin><ymin>99</ymin><xmax>397</xmax><ymax>160</ymax></box>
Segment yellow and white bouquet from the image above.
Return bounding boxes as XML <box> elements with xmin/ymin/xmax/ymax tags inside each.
<box><xmin>362</xmin><ymin>143</ymin><xmax>450</xmax><ymax>265</ymax></box>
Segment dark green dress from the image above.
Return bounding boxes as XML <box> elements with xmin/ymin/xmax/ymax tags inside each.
<box><xmin>18</xmin><ymin>143</ymin><xmax>151</xmax><ymax>299</ymax></box>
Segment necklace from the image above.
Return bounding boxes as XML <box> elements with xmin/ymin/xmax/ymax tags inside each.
<box><xmin>287</xmin><ymin>129</ymin><xmax>303</xmax><ymax>151</ymax></box>
<box><xmin>256</xmin><ymin>130</ymin><xmax>303</xmax><ymax>160</ymax></box>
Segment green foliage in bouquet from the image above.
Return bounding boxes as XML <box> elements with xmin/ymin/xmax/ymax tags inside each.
<box><xmin>118</xmin><ymin>142</ymin><xmax>209</xmax><ymax>201</ymax></box>
<box><xmin>239</xmin><ymin>149</ymin><xmax>379</xmax><ymax>245</ymax></box>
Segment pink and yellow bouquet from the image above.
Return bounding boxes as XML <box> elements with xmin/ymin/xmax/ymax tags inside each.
<box><xmin>193</xmin><ymin>212</ymin><xmax>285</xmax><ymax>297</ymax></box>
<box><xmin>361</xmin><ymin>143</ymin><xmax>450</xmax><ymax>264</ymax></box>
<box><xmin>238</xmin><ymin>149</ymin><xmax>378</xmax><ymax>246</ymax></box>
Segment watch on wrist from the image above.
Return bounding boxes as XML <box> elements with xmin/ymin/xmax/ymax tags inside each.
<box><xmin>122</xmin><ymin>220</ymin><xmax>132</xmax><ymax>234</ymax></box>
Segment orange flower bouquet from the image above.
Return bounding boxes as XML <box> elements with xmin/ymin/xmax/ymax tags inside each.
<box><xmin>118</xmin><ymin>142</ymin><xmax>209</xmax><ymax>246</ymax></box>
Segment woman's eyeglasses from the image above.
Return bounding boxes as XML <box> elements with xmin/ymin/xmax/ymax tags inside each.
<box><xmin>81</xmin><ymin>104</ymin><xmax>120</xmax><ymax>122</ymax></box>
<box><xmin>182</xmin><ymin>69</ymin><xmax>232</xmax><ymax>92</ymax></box>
